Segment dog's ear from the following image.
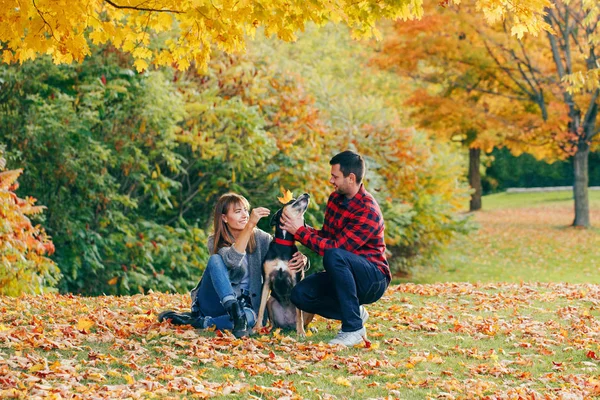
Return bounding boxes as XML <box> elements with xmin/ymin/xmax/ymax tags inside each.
<box><xmin>270</xmin><ymin>209</ymin><xmax>282</xmax><ymax>226</ymax></box>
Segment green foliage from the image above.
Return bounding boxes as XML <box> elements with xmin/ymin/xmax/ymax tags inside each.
<box><xmin>484</xmin><ymin>148</ymin><xmax>600</xmax><ymax>193</ymax></box>
<box><xmin>0</xmin><ymin>49</ymin><xmax>213</xmax><ymax>295</ymax></box>
<box><xmin>0</xmin><ymin>46</ymin><xmax>334</xmax><ymax>294</ymax></box>
<box><xmin>249</xmin><ymin>24</ymin><xmax>474</xmax><ymax>274</ymax></box>
<box><xmin>0</xmin><ymin>146</ymin><xmax>60</xmax><ymax>295</ymax></box>
<box><xmin>0</xmin><ymin>27</ymin><xmax>476</xmax><ymax>293</ymax></box>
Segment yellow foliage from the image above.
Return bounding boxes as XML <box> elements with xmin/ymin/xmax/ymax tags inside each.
<box><xmin>0</xmin><ymin>0</ymin><xmax>552</xmax><ymax>71</ymax></box>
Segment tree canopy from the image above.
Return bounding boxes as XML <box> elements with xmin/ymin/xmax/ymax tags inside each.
<box><xmin>2</xmin><ymin>0</ymin><xmax>551</xmax><ymax>73</ymax></box>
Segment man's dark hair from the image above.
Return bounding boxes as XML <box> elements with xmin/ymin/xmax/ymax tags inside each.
<box><xmin>330</xmin><ymin>150</ymin><xmax>365</xmax><ymax>184</ymax></box>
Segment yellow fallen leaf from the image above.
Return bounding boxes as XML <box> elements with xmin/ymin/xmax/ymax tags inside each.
<box><xmin>124</xmin><ymin>374</ymin><xmax>135</xmax><ymax>384</ymax></box>
<box><xmin>87</xmin><ymin>372</ymin><xmax>105</xmax><ymax>382</ymax></box>
<box><xmin>106</xmin><ymin>370</ymin><xmax>121</xmax><ymax>378</ymax></box>
<box><xmin>277</xmin><ymin>188</ymin><xmax>293</xmax><ymax>204</ymax></box>
<box><xmin>335</xmin><ymin>377</ymin><xmax>352</xmax><ymax>387</ymax></box>
<box><xmin>76</xmin><ymin>318</ymin><xmax>94</xmax><ymax>333</ymax></box>
<box><xmin>28</xmin><ymin>363</ymin><xmax>45</xmax><ymax>372</ymax></box>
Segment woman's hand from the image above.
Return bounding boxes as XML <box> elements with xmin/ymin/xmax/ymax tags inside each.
<box><xmin>288</xmin><ymin>252</ymin><xmax>308</xmax><ymax>273</ymax></box>
<box><xmin>249</xmin><ymin>207</ymin><xmax>270</xmax><ymax>227</ymax></box>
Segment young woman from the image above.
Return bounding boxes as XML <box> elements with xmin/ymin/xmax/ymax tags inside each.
<box><xmin>158</xmin><ymin>192</ymin><xmax>306</xmax><ymax>338</ymax></box>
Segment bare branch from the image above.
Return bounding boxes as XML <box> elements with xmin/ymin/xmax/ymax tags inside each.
<box><xmin>545</xmin><ymin>9</ymin><xmax>567</xmax><ymax>79</ymax></box>
<box><xmin>103</xmin><ymin>0</ymin><xmax>183</xmax><ymax>14</ymax></box>
<box><xmin>32</xmin><ymin>0</ymin><xmax>59</xmax><ymax>41</ymax></box>
<box><xmin>583</xmin><ymin>89</ymin><xmax>599</xmax><ymax>140</ymax></box>
<box><xmin>480</xmin><ymin>38</ymin><xmax>536</xmax><ymax>99</ymax></box>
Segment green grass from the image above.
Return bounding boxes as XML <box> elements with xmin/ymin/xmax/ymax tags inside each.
<box><xmin>482</xmin><ymin>190</ymin><xmax>600</xmax><ymax>210</ymax></box>
<box><xmin>404</xmin><ymin>191</ymin><xmax>600</xmax><ymax>285</ymax></box>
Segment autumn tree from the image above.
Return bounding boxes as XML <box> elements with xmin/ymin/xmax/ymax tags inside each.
<box><xmin>372</xmin><ymin>13</ymin><xmax>554</xmax><ymax>212</ymax></box>
<box><xmin>376</xmin><ymin>0</ymin><xmax>599</xmax><ymax>226</ymax></box>
<box><xmin>249</xmin><ymin>25</ymin><xmax>473</xmax><ymax>273</ymax></box>
<box><xmin>0</xmin><ymin>0</ymin><xmax>555</xmax><ymax>72</ymax></box>
<box><xmin>0</xmin><ymin>45</ymin><xmax>335</xmax><ymax>294</ymax></box>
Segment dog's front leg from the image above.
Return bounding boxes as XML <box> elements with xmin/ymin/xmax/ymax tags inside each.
<box><xmin>255</xmin><ymin>279</ymin><xmax>271</xmax><ymax>331</ymax></box>
<box><xmin>296</xmin><ymin>308</ymin><xmax>306</xmax><ymax>337</ymax></box>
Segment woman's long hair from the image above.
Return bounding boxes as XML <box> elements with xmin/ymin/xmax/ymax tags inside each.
<box><xmin>212</xmin><ymin>193</ymin><xmax>256</xmax><ymax>254</ymax></box>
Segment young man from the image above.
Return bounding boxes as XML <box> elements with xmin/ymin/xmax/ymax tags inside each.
<box><xmin>280</xmin><ymin>150</ymin><xmax>391</xmax><ymax>347</ymax></box>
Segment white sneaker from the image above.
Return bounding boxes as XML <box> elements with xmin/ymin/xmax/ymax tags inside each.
<box><xmin>329</xmin><ymin>327</ymin><xmax>367</xmax><ymax>347</ymax></box>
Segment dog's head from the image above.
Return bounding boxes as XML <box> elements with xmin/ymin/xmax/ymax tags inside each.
<box><xmin>270</xmin><ymin>193</ymin><xmax>310</xmax><ymax>227</ymax></box>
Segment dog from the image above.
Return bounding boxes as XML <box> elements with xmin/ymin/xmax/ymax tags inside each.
<box><xmin>255</xmin><ymin>193</ymin><xmax>314</xmax><ymax>336</ymax></box>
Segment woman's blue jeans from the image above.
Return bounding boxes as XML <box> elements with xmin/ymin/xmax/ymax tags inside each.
<box><xmin>191</xmin><ymin>254</ymin><xmax>256</xmax><ymax>330</ymax></box>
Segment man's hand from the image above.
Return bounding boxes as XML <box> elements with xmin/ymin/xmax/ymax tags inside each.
<box><xmin>288</xmin><ymin>252</ymin><xmax>308</xmax><ymax>273</ymax></box>
<box><xmin>280</xmin><ymin>208</ymin><xmax>304</xmax><ymax>235</ymax></box>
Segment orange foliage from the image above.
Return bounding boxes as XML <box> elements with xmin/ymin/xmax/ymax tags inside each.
<box><xmin>372</xmin><ymin>3</ymin><xmax>578</xmax><ymax>161</ymax></box>
<box><xmin>0</xmin><ymin>154</ymin><xmax>58</xmax><ymax>295</ymax></box>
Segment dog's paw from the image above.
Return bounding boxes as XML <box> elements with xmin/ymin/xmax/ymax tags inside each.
<box><xmin>254</xmin><ymin>326</ymin><xmax>271</xmax><ymax>335</ymax></box>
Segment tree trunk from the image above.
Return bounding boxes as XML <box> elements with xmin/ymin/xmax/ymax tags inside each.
<box><xmin>469</xmin><ymin>147</ymin><xmax>482</xmax><ymax>211</ymax></box>
<box><xmin>572</xmin><ymin>142</ymin><xmax>590</xmax><ymax>227</ymax></box>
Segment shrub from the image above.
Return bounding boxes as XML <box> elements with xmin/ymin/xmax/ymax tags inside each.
<box><xmin>0</xmin><ymin>148</ymin><xmax>60</xmax><ymax>295</ymax></box>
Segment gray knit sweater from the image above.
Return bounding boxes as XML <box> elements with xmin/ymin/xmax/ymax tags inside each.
<box><xmin>206</xmin><ymin>229</ymin><xmax>272</xmax><ymax>315</ymax></box>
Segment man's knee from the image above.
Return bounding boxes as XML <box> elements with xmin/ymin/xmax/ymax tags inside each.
<box><xmin>323</xmin><ymin>248</ymin><xmax>347</xmax><ymax>270</ymax></box>
<box><xmin>291</xmin><ymin>280</ymin><xmax>311</xmax><ymax>309</ymax></box>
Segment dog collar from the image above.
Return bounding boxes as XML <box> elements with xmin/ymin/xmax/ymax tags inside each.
<box><xmin>274</xmin><ymin>238</ymin><xmax>295</xmax><ymax>246</ymax></box>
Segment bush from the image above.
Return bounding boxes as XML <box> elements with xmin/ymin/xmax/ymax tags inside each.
<box><xmin>0</xmin><ymin>147</ymin><xmax>60</xmax><ymax>295</ymax></box>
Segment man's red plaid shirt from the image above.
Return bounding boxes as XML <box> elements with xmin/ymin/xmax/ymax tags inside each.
<box><xmin>295</xmin><ymin>185</ymin><xmax>391</xmax><ymax>282</ymax></box>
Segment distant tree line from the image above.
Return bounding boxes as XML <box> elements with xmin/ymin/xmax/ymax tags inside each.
<box><xmin>484</xmin><ymin>149</ymin><xmax>600</xmax><ymax>194</ymax></box>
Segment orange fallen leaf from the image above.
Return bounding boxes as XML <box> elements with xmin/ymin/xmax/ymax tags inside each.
<box><xmin>107</xmin><ymin>277</ymin><xmax>118</xmax><ymax>285</ymax></box>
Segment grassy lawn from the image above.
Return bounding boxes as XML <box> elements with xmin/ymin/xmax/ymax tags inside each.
<box><xmin>2</xmin><ymin>191</ymin><xmax>600</xmax><ymax>399</ymax></box>
<box><xmin>2</xmin><ymin>284</ymin><xmax>600</xmax><ymax>399</ymax></box>
<box><xmin>405</xmin><ymin>191</ymin><xmax>600</xmax><ymax>285</ymax></box>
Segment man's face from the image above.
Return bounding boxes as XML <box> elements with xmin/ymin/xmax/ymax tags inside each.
<box><xmin>330</xmin><ymin>164</ymin><xmax>352</xmax><ymax>195</ymax></box>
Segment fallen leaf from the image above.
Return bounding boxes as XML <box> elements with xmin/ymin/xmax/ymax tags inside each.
<box><xmin>335</xmin><ymin>376</ymin><xmax>352</xmax><ymax>387</ymax></box>
<box><xmin>76</xmin><ymin>318</ymin><xmax>94</xmax><ymax>333</ymax></box>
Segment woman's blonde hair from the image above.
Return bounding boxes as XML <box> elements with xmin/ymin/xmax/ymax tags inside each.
<box><xmin>212</xmin><ymin>193</ymin><xmax>256</xmax><ymax>254</ymax></box>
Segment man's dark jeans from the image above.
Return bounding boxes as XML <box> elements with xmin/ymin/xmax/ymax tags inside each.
<box><xmin>291</xmin><ymin>248</ymin><xmax>389</xmax><ymax>332</ymax></box>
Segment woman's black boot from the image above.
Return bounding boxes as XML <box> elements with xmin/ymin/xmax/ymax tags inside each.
<box><xmin>224</xmin><ymin>300</ymin><xmax>249</xmax><ymax>338</ymax></box>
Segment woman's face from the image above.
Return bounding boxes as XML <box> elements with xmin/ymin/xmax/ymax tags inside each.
<box><xmin>222</xmin><ymin>201</ymin><xmax>249</xmax><ymax>233</ymax></box>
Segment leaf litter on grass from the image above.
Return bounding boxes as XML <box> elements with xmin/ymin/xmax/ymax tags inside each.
<box><xmin>2</xmin><ymin>283</ymin><xmax>600</xmax><ymax>399</ymax></box>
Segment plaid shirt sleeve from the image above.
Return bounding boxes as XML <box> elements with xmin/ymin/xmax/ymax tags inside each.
<box><xmin>295</xmin><ymin>200</ymin><xmax>382</xmax><ymax>256</ymax></box>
